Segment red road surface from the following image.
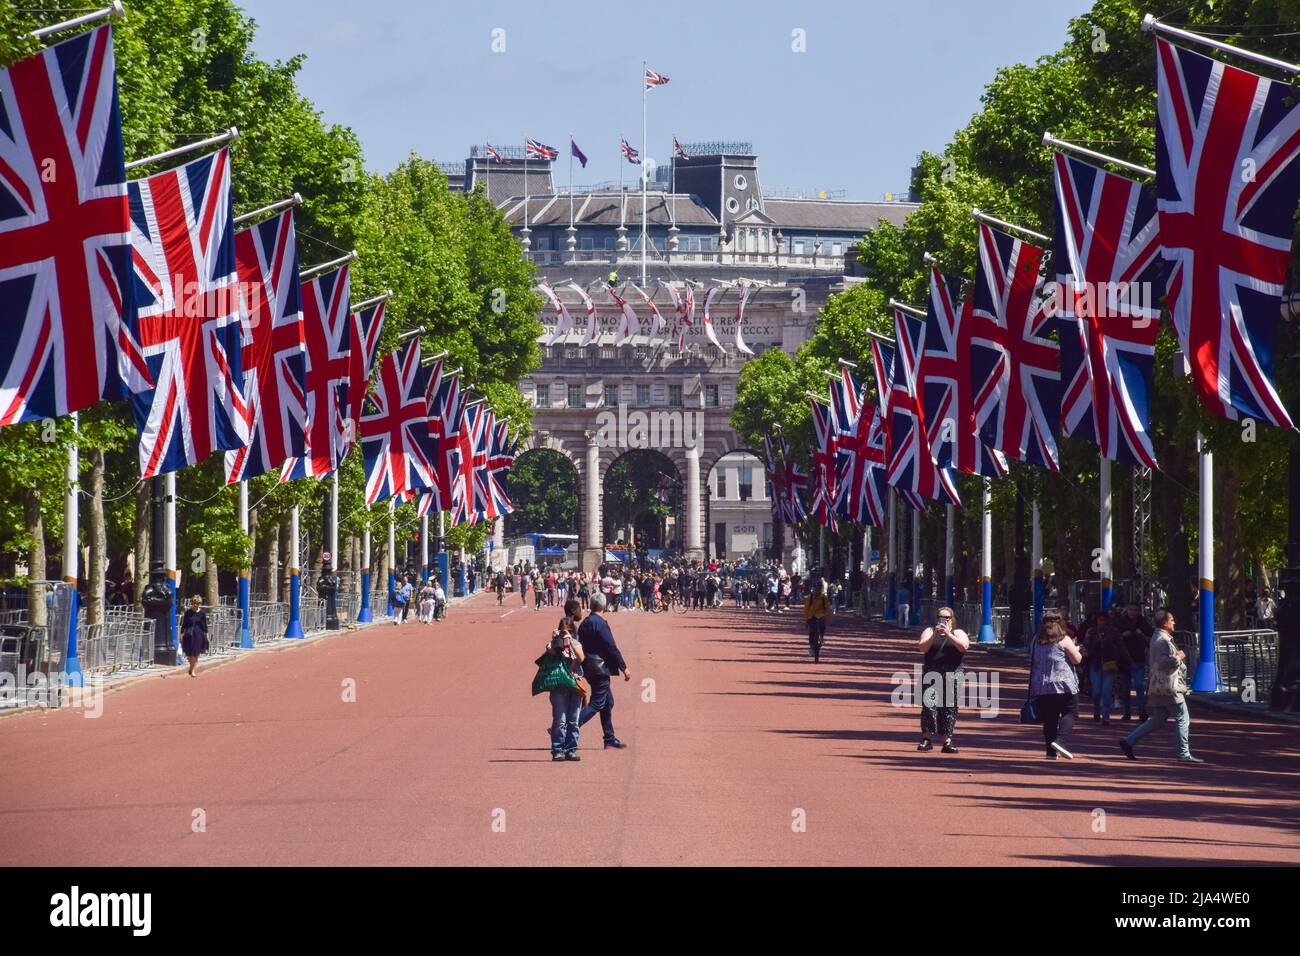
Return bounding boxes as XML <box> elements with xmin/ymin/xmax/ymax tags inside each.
<box><xmin>2</xmin><ymin>593</ymin><xmax>1297</xmax><ymax>866</ymax></box>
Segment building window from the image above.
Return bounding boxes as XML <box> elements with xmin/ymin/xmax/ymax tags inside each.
<box><xmin>705</xmin><ymin>384</ymin><xmax>720</xmax><ymax>408</ymax></box>
<box><xmin>636</xmin><ymin>384</ymin><xmax>650</xmax><ymax>407</ymax></box>
<box><xmin>739</xmin><ymin>468</ymin><xmax>753</xmax><ymax>501</ymax></box>
<box><xmin>603</xmin><ymin>236</ymin><xmax>615</xmax><ymax>250</ymax></box>
<box><xmin>567</xmin><ymin>384</ymin><xmax>582</xmax><ymax>408</ymax></box>
<box><xmin>604</xmin><ymin>384</ymin><xmax>619</xmax><ymax>407</ymax></box>
<box><xmin>793</xmin><ymin>239</ymin><xmax>806</xmax><ymax>255</ymax></box>
<box><xmin>668</xmin><ymin>384</ymin><xmax>682</xmax><ymax>407</ymax></box>
<box><xmin>536</xmin><ymin>235</ymin><xmax>551</xmax><ymax>251</ymax></box>
<box><xmin>580</xmin><ymin>236</ymin><xmax>595</xmax><ymax>250</ymax></box>
<box><xmin>831</xmin><ymin>241</ymin><xmax>843</xmax><ymax>256</ymax></box>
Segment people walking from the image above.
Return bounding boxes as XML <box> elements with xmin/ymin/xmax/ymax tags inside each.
<box><xmin>576</xmin><ymin>593</ymin><xmax>629</xmax><ymax>749</ymax></box>
<box><xmin>1082</xmin><ymin>610</ymin><xmax>1130</xmax><ymax>725</ymax></box>
<box><xmin>803</xmin><ymin>581</ymin><xmax>832</xmax><ymax>663</ymax></box>
<box><xmin>538</xmin><ymin>617</ymin><xmax>585</xmax><ymax>761</ymax></box>
<box><xmin>180</xmin><ymin>595</ymin><xmax>208</xmax><ymax>677</ymax></box>
<box><xmin>1120</xmin><ymin>610</ymin><xmax>1203</xmax><ymax>762</ymax></box>
<box><xmin>1117</xmin><ymin>604</ymin><xmax>1152</xmax><ymax>721</ymax></box>
<box><xmin>432</xmin><ymin>579</ymin><xmax>446</xmax><ymax>621</ymax></box>
<box><xmin>916</xmin><ymin>606</ymin><xmax>968</xmax><ymax>754</ymax></box>
<box><xmin>418</xmin><ymin>580</ymin><xmax>435</xmax><ymax>624</ymax></box>
<box><xmin>1027</xmin><ymin>610</ymin><xmax>1083</xmax><ymax>759</ymax></box>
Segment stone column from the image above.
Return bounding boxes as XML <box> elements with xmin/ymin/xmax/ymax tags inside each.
<box><xmin>582</xmin><ymin>432</ymin><xmax>603</xmax><ymax>571</ymax></box>
<box><xmin>492</xmin><ymin>517</ymin><xmax>505</xmax><ymax>570</ymax></box>
<box><xmin>685</xmin><ymin>444</ymin><xmax>704</xmax><ymax>561</ymax></box>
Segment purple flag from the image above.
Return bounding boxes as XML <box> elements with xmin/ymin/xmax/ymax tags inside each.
<box><xmin>570</xmin><ymin>138</ymin><xmax>588</xmax><ymax>168</ymax></box>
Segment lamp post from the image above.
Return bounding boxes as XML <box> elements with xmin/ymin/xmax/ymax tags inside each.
<box><xmin>141</xmin><ymin>476</ymin><xmax>173</xmax><ymax>664</ymax></box>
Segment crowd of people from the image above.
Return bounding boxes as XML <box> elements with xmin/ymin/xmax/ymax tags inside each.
<box><xmin>908</xmin><ymin>601</ymin><xmax>1202</xmax><ymax>763</ymax></box>
<box><xmin>494</xmin><ymin>556</ymin><xmax>848</xmax><ymax>618</ymax></box>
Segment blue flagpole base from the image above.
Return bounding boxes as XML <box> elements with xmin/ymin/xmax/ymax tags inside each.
<box><xmin>357</xmin><ymin>571</ymin><xmax>373</xmax><ymax>623</ymax></box>
<box><xmin>1191</xmin><ymin>660</ymin><xmax>1219</xmax><ymax>693</ymax></box>
<box><xmin>64</xmin><ymin>587</ymin><xmax>83</xmax><ymax>686</ymax></box>
<box><xmin>978</xmin><ymin>624</ymin><xmax>997</xmax><ymax>644</ymax></box>
<box><xmin>238</xmin><ymin>575</ymin><xmax>253</xmax><ymax>648</ymax></box>
<box><xmin>285</xmin><ymin>572</ymin><xmax>303</xmax><ymax>639</ymax></box>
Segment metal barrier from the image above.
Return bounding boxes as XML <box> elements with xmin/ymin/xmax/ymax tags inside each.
<box><xmin>1177</xmin><ymin>628</ymin><xmax>1278</xmax><ymax>698</ymax></box>
<box><xmin>76</xmin><ymin>614</ymin><xmax>154</xmax><ymax>675</ymax></box>
<box><xmin>300</xmin><ymin>599</ymin><xmax>326</xmax><ymax>635</ymax></box>
<box><xmin>200</xmin><ymin>605</ymin><xmax>243</xmax><ymax>655</ymax></box>
<box><xmin>249</xmin><ymin>602</ymin><xmax>288</xmax><ymax>644</ymax></box>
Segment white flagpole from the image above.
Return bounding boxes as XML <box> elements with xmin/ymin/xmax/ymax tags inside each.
<box><xmin>165</xmin><ymin>471</ymin><xmax>178</xmax><ymax>652</ymax></box>
<box><xmin>63</xmin><ymin>413</ymin><xmax>82</xmax><ymax>682</ymax></box>
<box><xmin>641</xmin><ymin>61</ymin><xmax>648</xmax><ymax>287</ymax></box>
<box><xmin>358</xmin><ymin>503</ymin><xmax>373</xmax><ymax>623</ymax></box>
<box><xmin>1031</xmin><ymin>496</ymin><xmax>1044</xmax><ymax>633</ymax></box>
<box><xmin>286</xmin><ymin>504</ymin><xmax>303</xmax><ymax>637</ymax></box>
<box><xmin>1193</xmin><ymin>432</ymin><xmax>1218</xmax><ymax>690</ymax></box>
<box><xmin>569</xmin><ymin>134</ymin><xmax>575</xmax><ymax>231</ymax></box>
<box><xmin>886</xmin><ymin>492</ymin><xmax>897</xmax><ymax>621</ymax></box>
<box><xmin>523</xmin><ymin>140</ymin><xmax>529</xmax><ymax>233</ymax></box>
<box><xmin>945</xmin><ymin>502</ymin><xmax>955</xmax><ymax>607</ymax></box>
<box><xmin>978</xmin><ymin>478</ymin><xmax>995</xmax><ymax>643</ymax></box>
<box><xmin>238</xmin><ymin>480</ymin><xmax>252</xmax><ymax>647</ymax></box>
<box><xmin>1100</xmin><ymin>457</ymin><xmax>1113</xmax><ymax>610</ymax></box>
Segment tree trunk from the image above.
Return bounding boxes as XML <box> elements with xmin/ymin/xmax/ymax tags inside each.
<box><xmin>24</xmin><ymin>488</ymin><xmax>46</xmax><ymax>628</ymax></box>
<box><xmin>134</xmin><ymin>481</ymin><xmax>150</xmax><ymax>616</ymax></box>
<box><xmin>1160</xmin><ymin>445</ymin><xmax>1194</xmax><ymax>626</ymax></box>
<box><xmin>205</xmin><ymin>557</ymin><xmax>219</xmax><ymax>608</ymax></box>
<box><xmin>1219</xmin><ymin>470</ymin><xmax>1245</xmax><ymax>628</ymax></box>
<box><xmin>265</xmin><ymin>522</ymin><xmax>280</xmax><ymax>606</ymax></box>
<box><xmin>281</xmin><ymin>521</ymin><xmax>292</xmax><ymax>604</ymax></box>
<box><xmin>87</xmin><ymin>447</ymin><xmax>106</xmax><ymax>627</ymax></box>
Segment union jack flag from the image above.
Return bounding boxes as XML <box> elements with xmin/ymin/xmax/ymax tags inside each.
<box><xmin>828</xmin><ymin>365</ymin><xmax>861</xmax><ymax>435</ymax></box>
<box><xmin>426</xmin><ymin>364</ymin><xmax>463</xmax><ymax>514</ymax></box>
<box><xmin>525</xmin><ymin>138</ymin><xmax>557</xmax><ymax>161</ymax></box>
<box><xmin>810</xmin><ymin>398</ymin><xmax>838</xmax><ymax>530</ymax></box>
<box><xmin>224</xmin><ymin>209</ymin><xmax>304</xmax><ymax>484</ymax></box>
<box><xmin>449</xmin><ymin>402</ymin><xmax>489</xmax><ymax>527</ymax></box>
<box><xmin>673</xmin><ymin>136</ymin><xmax>689</xmax><ymax>159</ymax></box>
<box><xmin>0</xmin><ymin>25</ymin><xmax>147</xmax><ymax>426</ymax></box>
<box><xmin>645</xmin><ymin>68</ymin><xmax>670</xmax><ymax>88</ymax></box>
<box><xmin>921</xmin><ymin>268</ymin><xmax>1007</xmax><ymax>479</ymax></box>
<box><xmin>470</xmin><ymin>409</ymin><xmax>513</xmax><ymax>522</ymax></box>
<box><xmin>129</xmin><ymin>148</ymin><xmax>247</xmax><ymax>478</ymax></box>
<box><xmin>485</xmin><ymin>417</ymin><xmax>516</xmax><ymax>518</ymax></box>
<box><xmin>1053</xmin><ymin>152</ymin><xmax>1164</xmax><ymax>468</ymax></box>
<box><xmin>833</xmin><ymin>395</ymin><xmax>889</xmax><ymax>527</ymax></box>
<box><xmin>888</xmin><ymin>308</ymin><xmax>959</xmax><ymax>508</ymax></box>
<box><xmin>1155</xmin><ymin>38</ymin><xmax>1300</xmax><ymax>430</ymax></box>
<box><xmin>620</xmin><ymin>138</ymin><xmax>641</xmax><ymax>165</ymax></box>
<box><xmin>280</xmin><ymin>264</ymin><xmax>351</xmax><ymax>481</ymax></box>
<box><xmin>343</xmin><ymin>297</ymin><xmax>385</xmax><ymax>460</ymax></box>
<box><xmin>485</xmin><ymin>144</ymin><xmax>503</xmax><ymax>164</ymax></box>
<box><xmin>361</xmin><ymin>338</ymin><xmax>436</xmax><ymax>504</ymax></box>
<box><xmin>764</xmin><ymin>432</ymin><xmax>807</xmax><ymax>525</ymax></box>
<box><xmin>968</xmin><ymin>228</ymin><xmax>1060</xmax><ymax>472</ymax></box>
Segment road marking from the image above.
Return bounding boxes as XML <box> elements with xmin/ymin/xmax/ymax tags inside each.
<box><xmin>501</xmin><ymin>609</ymin><xmax>516</xmax><ymax>619</ymax></box>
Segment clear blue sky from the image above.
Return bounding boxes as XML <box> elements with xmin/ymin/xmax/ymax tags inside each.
<box><xmin>238</xmin><ymin>0</ymin><xmax>1092</xmax><ymax>201</ymax></box>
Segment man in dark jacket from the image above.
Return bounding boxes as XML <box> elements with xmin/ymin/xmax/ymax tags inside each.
<box><xmin>577</xmin><ymin>592</ymin><xmax>630</xmax><ymax>749</ymax></box>
<box><xmin>1117</xmin><ymin>604</ymin><xmax>1153</xmax><ymax>721</ymax></box>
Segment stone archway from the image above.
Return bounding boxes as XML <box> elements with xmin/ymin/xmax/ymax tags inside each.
<box><xmin>601</xmin><ymin>448</ymin><xmax>684</xmax><ymax>560</ymax></box>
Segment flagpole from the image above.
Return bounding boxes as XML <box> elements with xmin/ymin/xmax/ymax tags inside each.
<box><xmin>438</xmin><ymin>510</ymin><xmax>449</xmax><ymax>596</ymax></box>
<box><xmin>238</xmin><ymin>480</ymin><xmax>252</xmax><ymax>647</ymax></box>
<box><xmin>886</xmin><ymin>492</ymin><xmax>897</xmax><ymax>622</ymax></box>
<box><xmin>358</xmin><ymin>503</ymin><xmax>373</xmax><ymax>623</ymax></box>
<box><xmin>285</xmin><ymin>505</ymin><xmax>303</xmax><ymax>638</ymax></box>
<box><xmin>569</xmin><ymin>134</ymin><xmax>575</xmax><ymax>230</ymax></box>
<box><xmin>978</xmin><ymin>478</ymin><xmax>995</xmax><ymax>643</ymax></box>
<box><xmin>63</xmin><ymin>413</ymin><xmax>82</xmax><ymax>683</ymax></box>
<box><xmin>945</xmin><ymin>502</ymin><xmax>955</xmax><ymax>608</ymax></box>
<box><xmin>421</xmin><ymin>512</ymin><xmax>430</xmax><ymax>583</ymax></box>
<box><xmin>641</xmin><ymin>60</ymin><xmax>648</xmax><ymax>286</ymax></box>
<box><xmin>1100</xmin><ymin>457</ymin><xmax>1113</xmax><ymax>610</ymax></box>
<box><xmin>862</xmin><ymin>525</ymin><xmax>872</xmax><ymax>612</ymax></box>
<box><xmin>165</xmin><ymin>472</ymin><xmax>178</xmax><ymax>654</ymax></box>
<box><xmin>910</xmin><ymin>507</ymin><xmax>921</xmax><ymax>626</ymax></box>
<box><xmin>1193</xmin><ymin>432</ymin><xmax>1219</xmax><ymax>690</ymax></box>
<box><xmin>387</xmin><ymin>500</ymin><xmax>396</xmax><ymax>616</ymax></box>
<box><xmin>1032</xmin><ymin>496</ymin><xmax>1044</xmax><ymax>633</ymax></box>
<box><xmin>326</xmin><ymin>470</ymin><xmax>340</xmax><ymax>629</ymax></box>
<box><xmin>25</xmin><ymin>0</ymin><xmax>123</xmax><ymax>40</ymax></box>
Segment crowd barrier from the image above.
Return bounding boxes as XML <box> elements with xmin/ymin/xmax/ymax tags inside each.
<box><xmin>1177</xmin><ymin>628</ymin><xmax>1278</xmax><ymax>699</ymax></box>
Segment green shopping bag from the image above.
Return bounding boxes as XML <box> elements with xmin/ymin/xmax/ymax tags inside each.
<box><xmin>532</xmin><ymin>650</ymin><xmax>580</xmax><ymax>696</ymax></box>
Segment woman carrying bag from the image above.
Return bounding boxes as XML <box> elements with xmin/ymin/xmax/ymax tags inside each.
<box><xmin>1025</xmin><ymin>610</ymin><xmax>1084</xmax><ymax>759</ymax></box>
<box><xmin>532</xmin><ymin>618</ymin><xmax>589</xmax><ymax>761</ymax></box>
<box><xmin>180</xmin><ymin>595</ymin><xmax>209</xmax><ymax>677</ymax></box>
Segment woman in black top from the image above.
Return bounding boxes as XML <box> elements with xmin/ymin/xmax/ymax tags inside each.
<box><xmin>916</xmin><ymin>606</ymin><xmax>970</xmax><ymax>753</ymax></box>
<box><xmin>180</xmin><ymin>595</ymin><xmax>208</xmax><ymax>677</ymax></box>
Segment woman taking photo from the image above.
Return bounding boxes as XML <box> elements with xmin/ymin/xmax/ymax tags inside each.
<box><xmin>180</xmin><ymin>595</ymin><xmax>209</xmax><ymax>677</ymax></box>
<box><xmin>1028</xmin><ymin>610</ymin><xmax>1084</xmax><ymax>759</ymax></box>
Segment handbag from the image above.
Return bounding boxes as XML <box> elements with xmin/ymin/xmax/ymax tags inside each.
<box><xmin>570</xmin><ymin>649</ymin><xmax>592</xmax><ymax>707</ymax></box>
<box><xmin>532</xmin><ymin>649</ymin><xmax>580</xmax><ymax>696</ymax></box>
<box><xmin>1020</xmin><ymin>642</ymin><xmax>1040</xmax><ymax>724</ymax></box>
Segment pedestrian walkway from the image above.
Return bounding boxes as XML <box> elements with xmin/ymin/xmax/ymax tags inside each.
<box><xmin>0</xmin><ymin>594</ymin><xmax>1295</xmax><ymax>866</ymax></box>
